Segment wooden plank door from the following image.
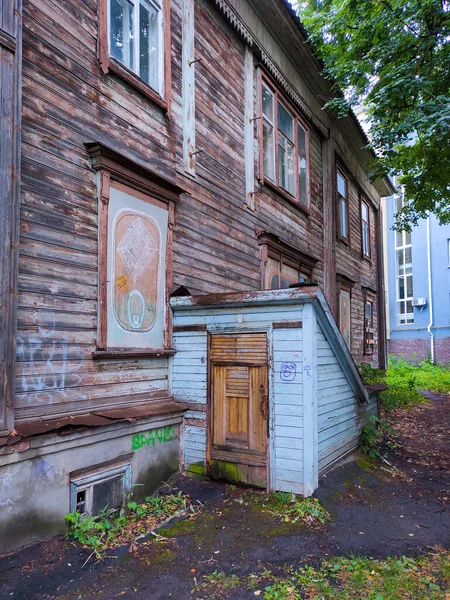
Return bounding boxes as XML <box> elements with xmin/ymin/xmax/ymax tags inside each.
<box><xmin>209</xmin><ymin>334</ymin><xmax>268</xmax><ymax>487</ymax></box>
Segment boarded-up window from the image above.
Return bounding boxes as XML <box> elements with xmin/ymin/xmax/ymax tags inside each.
<box><xmin>107</xmin><ymin>185</ymin><xmax>168</xmax><ymax>349</ymax></box>
<box><xmin>258</xmin><ymin>232</ymin><xmax>316</xmax><ymax>291</ymax></box>
<box><xmin>339</xmin><ymin>288</ymin><xmax>351</xmax><ymax>347</ymax></box>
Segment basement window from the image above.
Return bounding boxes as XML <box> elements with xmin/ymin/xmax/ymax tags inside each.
<box><xmin>70</xmin><ymin>463</ymin><xmax>131</xmax><ymax>515</ymax></box>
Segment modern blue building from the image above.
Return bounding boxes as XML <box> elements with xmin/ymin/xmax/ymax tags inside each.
<box><xmin>383</xmin><ymin>183</ymin><xmax>450</xmax><ymax>363</ymax></box>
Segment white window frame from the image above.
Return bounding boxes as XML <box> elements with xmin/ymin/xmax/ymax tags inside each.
<box><xmin>361</xmin><ymin>198</ymin><xmax>371</xmax><ymax>258</ymax></box>
<box><xmin>260</xmin><ymin>76</ymin><xmax>310</xmax><ymax>209</ymax></box>
<box><xmin>107</xmin><ymin>0</ymin><xmax>164</xmax><ymax>95</ymax></box>
<box><xmin>70</xmin><ymin>463</ymin><xmax>132</xmax><ymax>515</ymax></box>
<box><xmin>395</xmin><ymin>187</ymin><xmax>414</xmax><ymax>325</ymax></box>
<box><xmin>337</xmin><ymin>169</ymin><xmax>349</xmax><ymax>241</ymax></box>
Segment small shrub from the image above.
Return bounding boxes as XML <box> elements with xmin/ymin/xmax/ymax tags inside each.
<box><xmin>359</xmin><ymin>362</ymin><xmax>387</xmax><ymax>385</ymax></box>
<box><xmin>359</xmin><ymin>416</ymin><xmax>396</xmax><ymax>458</ymax></box>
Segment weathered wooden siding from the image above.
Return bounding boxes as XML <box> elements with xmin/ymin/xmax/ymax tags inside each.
<box><xmin>272</xmin><ymin>326</ymin><xmax>303</xmax><ymax>494</ymax></box>
<box><xmin>317</xmin><ymin>324</ymin><xmax>377</xmax><ymax>472</ymax></box>
<box><xmin>17</xmin><ymin>0</ymin><xmax>177</xmax><ymax>421</ymax></box>
<box><xmin>334</xmin><ymin>175</ymin><xmax>380</xmax><ymax>366</ymax></box>
<box><xmin>172</xmin><ymin>330</ymin><xmax>208</xmax><ymax>470</ymax></box>
<box><xmin>0</xmin><ymin>0</ymin><xmax>22</xmax><ymax>434</ymax></box>
<box><xmin>14</xmin><ymin>0</ymin><xmax>385</xmax><ymax>425</ymax></box>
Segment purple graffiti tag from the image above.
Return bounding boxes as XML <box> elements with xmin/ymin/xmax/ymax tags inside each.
<box><xmin>280</xmin><ymin>362</ymin><xmax>297</xmax><ymax>382</ymax></box>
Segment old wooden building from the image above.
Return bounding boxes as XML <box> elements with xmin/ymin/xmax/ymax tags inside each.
<box><xmin>0</xmin><ymin>0</ymin><xmax>392</xmax><ymax>551</ymax></box>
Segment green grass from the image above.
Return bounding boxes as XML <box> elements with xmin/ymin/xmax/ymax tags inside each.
<box><xmin>360</xmin><ymin>356</ymin><xmax>450</xmax><ymax>412</ymax></box>
<box><xmin>193</xmin><ymin>551</ymin><xmax>450</xmax><ymax>599</ymax></box>
<box><xmin>381</xmin><ymin>355</ymin><xmax>450</xmax><ymax>411</ymax></box>
<box><xmin>262</xmin><ymin>551</ymin><xmax>450</xmax><ymax>599</ymax></box>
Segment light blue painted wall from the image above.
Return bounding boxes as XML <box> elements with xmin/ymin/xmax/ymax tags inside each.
<box><xmin>172</xmin><ymin>295</ymin><xmax>376</xmax><ymax>495</ymax></box>
<box><xmin>385</xmin><ymin>195</ymin><xmax>450</xmax><ymax>343</ymax></box>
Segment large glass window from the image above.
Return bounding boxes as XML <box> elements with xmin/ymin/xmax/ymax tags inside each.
<box><xmin>261</xmin><ymin>80</ymin><xmax>310</xmax><ymax>208</ymax></box>
<box><xmin>395</xmin><ymin>189</ymin><xmax>414</xmax><ymax>324</ymax></box>
<box><xmin>108</xmin><ymin>0</ymin><xmax>162</xmax><ymax>94</ymax></box>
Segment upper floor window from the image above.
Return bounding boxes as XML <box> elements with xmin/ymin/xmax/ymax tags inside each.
<box><xmin>109</xmin><ymin>0</ymin><xmax>163</xmax><ymax>92</ymax></box>
<box><xmin>395</xmin><ymin>188</ymin><xmax>414</xmax><ymax>325</ymax></box>
<box><xmin>99</xmin><ymin>0</ymin><xmax>170</xmax><ymax>109</ymax></box>
<box><xmin>260</xmin><ymin>78</ymin><xmax>309</xmax><ymax>209</ymax></box>
<box><xmin>337</xmin><ymin>169</ymin><xmax>349</xmax><ymax>241</ymax></box>
<box><xmin>361</xmin><ymin>198</ymin><xmax>371</xmax><ymax>258</ymax></box>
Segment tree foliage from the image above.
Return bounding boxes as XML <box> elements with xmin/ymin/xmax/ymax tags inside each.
<box><xmin>297</xmin><ymin>0</ymin><xmax>450</xmax><ymax>229</ymax></box>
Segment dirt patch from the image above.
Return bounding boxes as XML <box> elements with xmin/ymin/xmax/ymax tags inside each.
<box><xmin>1</xmin><ymin>393</ymin><xmax>449</xmax><ymax>599</ymax></box>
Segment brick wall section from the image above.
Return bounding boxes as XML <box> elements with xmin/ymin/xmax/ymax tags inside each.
<box><xmin>388</xmin><ymin>337</ymin><xmax>450</xmax><ymax>364</ymax></box>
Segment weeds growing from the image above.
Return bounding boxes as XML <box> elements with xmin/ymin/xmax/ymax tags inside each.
<box><xmin>360</xmin><ymin>356</ymin><xmax>450</xmax><ymax>412</ymax></box>
<box><xmin>65</xmin><ymin>492</ymin><xmax>188</xmax><ymax>555</ymax></box>
<box><xmin>262</xmin><ymin>551</ymin><xmax>450</xmax><ymax>599</ymax></box>
<box><xmin>245</xmin><ymin>491</ymin><xmax>330</xmax><ymax>526</ymax></box>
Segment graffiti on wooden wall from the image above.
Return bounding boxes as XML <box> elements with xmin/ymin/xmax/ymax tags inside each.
<box><xmin>17</xmin><ymin>320</ymin><xmax>88</xmax><ymax>405</ymax></box>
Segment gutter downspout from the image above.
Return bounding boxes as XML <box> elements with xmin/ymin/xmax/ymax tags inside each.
<box><xmin>426</xmin><ymin>214</ymin><xmax>434</xmax><ymax>363</ymax></box>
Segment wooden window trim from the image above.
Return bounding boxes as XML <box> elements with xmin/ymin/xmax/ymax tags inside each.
<box><xmin>257</xmin><ymin>232</ymin><xmax>318</xmax><ymax>289</ymax></box>
<box><xmin>258</xmin><ymin>70</ymin><xmax>311</xmax><ymax>213</ymax></box>
<box><xmin>363</xmin><ymin>291</ymin><xmax>375</xmax><ymax>355</ymax></box>
<box><xmin>85</xmin><ymin>143</ymin><xmax>183</xmax><ymax>354</ymax></box>
<box><xmin>360</xmin><ymin>196</ymin><xmax>372</xmax><ymax>261</ymax></box>
<box><xmin>98</xmin><ymin>0</ymin><xmax>172</xmax><ymax>115</ymax></box>
<box><xmin>336</xmin><ymin>165</ymin><xmax>350</xmax><ymax>246</ymax></box>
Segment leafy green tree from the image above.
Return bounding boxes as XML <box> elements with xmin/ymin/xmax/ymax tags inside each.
<box><xmin>297</xmin><ymin>0</ymin><xmax>450</xmax><ymax>228</ymax></box>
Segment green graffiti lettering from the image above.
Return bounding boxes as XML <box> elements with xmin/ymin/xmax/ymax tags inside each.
<box><xmin>164</xmin><ymin>426</ymin><xmax>175</xmax><ymax>442</ymax></box>
<box><xmin>132</xmin><ymin>434</ymin><xmax>142</xmax><ymax>450</ymax></box>
<box><xmin>132</xmin><ymin>426</ymin><xmax>177</xmax><ymax>451</ymax></box>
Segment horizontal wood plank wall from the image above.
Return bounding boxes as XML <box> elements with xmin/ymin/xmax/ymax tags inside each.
<box><xmin>272</xmin><ymin>325</ymin><xmax>303</xmax><ymax>495</ymax></box>
<box><xmin>170</xmin><ymin>0</ymin><xmax>325</xmax><ymax>296</ymax></box>
<box><xmin>17</xmin><ymin>0</ymin><xmax>176</xmax><ymax>421</ymax></box>
<box><xmin>316</xmin><ymin>324</ymin><xmax>375</xmax><ymax>472</ymax></box>
<box><xmin>334</xmin><ymin>175</ymin><xmax>380</xmax><ymax>367</ymax></box>
<box><xmin>17</xmin><ymin>0</ymin><xmax>382</xmax><ymax>423</ymax></box>
<box><xmin>172</xmin><ymin>330</ymin><xmax>208</xmax><ymax>469</ymax></box>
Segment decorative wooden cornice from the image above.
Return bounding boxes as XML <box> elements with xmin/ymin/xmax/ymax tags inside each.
<box><xmin>256</xmin><ymin>231</ymin><xmax>319</xmax><ymax>270</ymax></box>
<box><xmin>84</xmin><ymin>142</ymin><xmax>185</xmax><ymax>204</ymax></box>
<box><xmin>211</xmin><ymin>0</ymin><xmax>329</xmax><ymax>138</ymax></box>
